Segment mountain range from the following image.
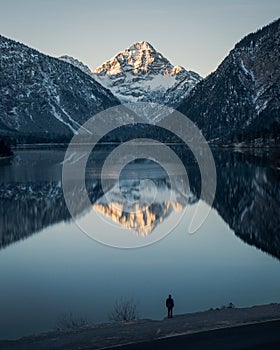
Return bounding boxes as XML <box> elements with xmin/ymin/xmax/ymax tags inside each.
<box><xmin>0</xmin><ymin>18</ymin><xmax>279</xmax><ymax>143</ymax></box>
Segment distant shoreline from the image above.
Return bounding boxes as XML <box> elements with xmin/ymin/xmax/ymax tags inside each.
<box><xmin>13</xmin><ymin>142</ymin><xmax>280</xmax><ymax>149</ymax></box>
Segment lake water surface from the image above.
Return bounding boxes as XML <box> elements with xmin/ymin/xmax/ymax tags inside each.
<box><xmin>0</xmin><ymin>147</ymin><xmax>279</xmax><ymax>339</ymax></box>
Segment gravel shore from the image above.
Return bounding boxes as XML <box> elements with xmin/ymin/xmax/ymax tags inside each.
<box><xmin>1</xmin><ymin>303</ymin><xmax>280</xmax><ymax>350</ymax></box>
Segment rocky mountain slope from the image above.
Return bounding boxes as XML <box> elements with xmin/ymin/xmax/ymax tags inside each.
<box><xmin>59</xmin><ymin>55</ymin><xmax>93</xmax><ymax>77</ymax></box>
<box><xmin>92</xmin><ymin>41</ymin><xmax>202</xmax><ymax>107</ymax></box>
<box><xmin>178</xmin><ymin>19</ymin><xmax>280</xmax><ymax>144</ymax></box>
<box><xmin>0</xmin><ymin>35</ymin><xmax>120</xmax><ymax>142</ymax></box>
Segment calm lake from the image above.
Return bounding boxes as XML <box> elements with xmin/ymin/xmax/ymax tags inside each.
<box><xmin>0</xmin><ymin>146</ymin><xmax>279</xmax><ymax>339</ymax></box>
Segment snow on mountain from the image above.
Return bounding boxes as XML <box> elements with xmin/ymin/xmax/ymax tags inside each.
<box><xmin>59</xmin><ymin>55</ymin><xmax>93</xmax><ymax>77</ymax></box>
<box><xmin>0</xmin><ymin>35</ymin><xmax>120</xmax><ymax>141</ymax></box>
<box><xmin>92</xmin><ymin>41</ymin><xmax>202</xmax><ymax>107</ymax></box>
<box><xmin>178</xmin><ymin>19</ymin><xmax>280</xmax><ymax>144</ymax></box>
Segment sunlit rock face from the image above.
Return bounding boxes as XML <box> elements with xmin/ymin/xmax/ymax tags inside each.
<box><xmin>92</xmin><ymin>41</ymin><xmax>202</xmax><ymax>108</ymax></box>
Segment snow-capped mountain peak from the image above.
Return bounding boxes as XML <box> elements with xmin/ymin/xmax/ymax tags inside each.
<box><xmin>92</xmin><ymin>41</ymin><xmax>202</xmax><ymax>107</ymax></box>
<box><xmin>129</xmin><ymin>40</ymin><xmax>155</xmax><ymax>51</ymax></box>
<box><xmin>94</xmin><ymin>40</ymin><xmax>172</xmax><ymax>77</ymax></box>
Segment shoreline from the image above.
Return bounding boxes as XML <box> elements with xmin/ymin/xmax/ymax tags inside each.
<box><xmin>104</xmin><ymin>320</ymin><xmax>280</xmax><ymax>350</ymax></box>
<box><xmin>1</xmin><ymin>303</ymin><xmax>280</xmax><ymax>350</ymax></box>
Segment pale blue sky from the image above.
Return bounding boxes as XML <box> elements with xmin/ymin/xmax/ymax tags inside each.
<box><xmin>0</xmin><ymin>0</ymin><xmax>279</xmax><ymax>76</ymax></box>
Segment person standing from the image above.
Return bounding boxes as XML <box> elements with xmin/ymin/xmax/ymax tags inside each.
<box><xmin>166</xmin><ymin>294</ymin><xmax>174</xmax><ymax>318</ymax></box>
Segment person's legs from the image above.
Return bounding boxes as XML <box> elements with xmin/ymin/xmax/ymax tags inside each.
<box><xmin>168</xmin><ymin>308</ymin><xmax>172</xmax><ymax>318</ymax></box>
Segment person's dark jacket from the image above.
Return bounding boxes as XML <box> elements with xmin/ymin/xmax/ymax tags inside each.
<box><xmin>166</xmin><ymin>297</ymin><xmax>174</xmax><ymax>309</ymax></box>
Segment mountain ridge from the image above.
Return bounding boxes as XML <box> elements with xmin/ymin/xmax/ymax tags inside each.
<box><xmin>177</xmin><ymin>18</ymin><xmax>280</xmax><ymax>144</ymax></box>
<box><xmin>0</xmin><ymin>34</ymin><xmax>120</xmax><ymax>142</ymax></box>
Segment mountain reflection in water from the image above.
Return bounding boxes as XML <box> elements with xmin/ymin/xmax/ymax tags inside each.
<box><xmin>93</xmin><ymin>173</ymin><xmax>192</xmax><ymax>235</ymax></box>
<box><xmin>0</xmin><ymin>148</ymin><xmax>279</xmax><ymax>259</ymax></box>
